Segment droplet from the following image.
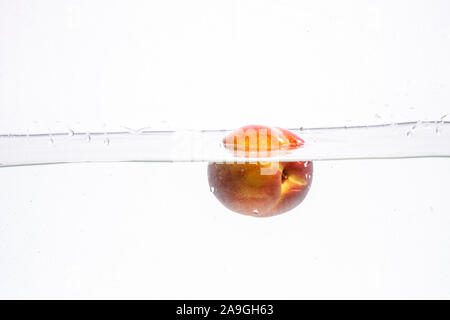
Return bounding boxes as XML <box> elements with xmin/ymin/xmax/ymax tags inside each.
<box><xmin>210</xmin><ymin>186</ymin><xmax>215</xmax><ymax>193</ymax></box>
<box><xmin>67</xmin><ymin>129</ymin><xmax>74</xmax><ymax>137</ymax></box>
<box><xmin>441</xmin><ymin>114</ymin><xmax>448</xmax><ymax>121</ymax></box>
<box><xmin>104</xmin><ymin>137</ymin><xmax>110</xmax><ymax>145</ymax></box>
<box><xmin>374</xmin><ymin>113</ymin><xmax>381</xmax><ymax>119</ymax></box>
<box><xmin>411</xmin><ymin>120</ymin><xmax>422</xmax><ymax>130</ymax></box>
<box><xmin>86</xmin><ymin>133</ymin><xmax>91</xmax><ymax>142</ymax></box>
<box><xmin>49</xmin><ymin>136</ymin><xmax>55</xmax><ymax>145</ymax></box>
<box><xmin>406</xmin><ymin>131</ymin><xmax>412</xmax><ymax>137</ymax></box>
<box><xmin>411</xmin><ymin>121</ymin><xmax>421</xmax><ymax>131</ymax></box>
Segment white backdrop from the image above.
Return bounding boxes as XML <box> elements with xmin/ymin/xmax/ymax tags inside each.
<box><xmin>1</xmin><ymin>0</ymin><xmax>450</xmax><ymax>299</ymax></box>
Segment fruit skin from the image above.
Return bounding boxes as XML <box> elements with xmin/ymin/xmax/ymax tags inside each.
<box><xmin>222</xmin><ymin>125</ymin><xmax>304</xmax><ymax>155</ymax></box>
<box><xmin>209</xmin><ymin>125</ymin><xmax>312</xmax><ymax>217</ymax></box>
<box><xmin>208</xmin><ymin>161</ymin><xmax>313</xmax><ymax>217</ymax></box>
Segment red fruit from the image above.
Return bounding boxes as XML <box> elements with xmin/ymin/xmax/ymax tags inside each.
<box><xmin>208</xmin><ymin>125</ymin><xmax>312</xmax><ymax>217</ymax></box>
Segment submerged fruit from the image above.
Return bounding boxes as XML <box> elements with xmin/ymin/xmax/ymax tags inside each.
<box><xmin>208</xmin><ymin>125</ymin><xmax>313</xmax><ymax>217</ymax></box>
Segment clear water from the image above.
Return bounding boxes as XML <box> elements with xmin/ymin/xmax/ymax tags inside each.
<box><xmin>0</xmin><ymin>121</ymin><xmax>449</xmax><ymax>167</ymax></box>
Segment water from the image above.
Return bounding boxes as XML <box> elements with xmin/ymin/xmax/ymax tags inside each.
<box><xmin>0</xmin><ymin>121</ymin><xmax>449</xmax><ymax>168</ymax></box>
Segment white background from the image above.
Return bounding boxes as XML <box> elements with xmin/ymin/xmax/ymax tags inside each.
<box><xmin>0</xmin><ymin>0</ymin><xmax>450</xmax><ymax>299</ymax></box>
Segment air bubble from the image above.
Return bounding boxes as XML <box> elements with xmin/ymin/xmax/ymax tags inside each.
<box><xmin>252</xmin><ymin>209</ymin><xmax>259</xmax><ymax>214</ymax></box>
<box><xmin>103</xmin><ymin>128</ymin><xmax>110</xmax><ymax>145</ymax></box>
<box><xmin>304</xmin><ymin>161</ymin><xmax>309</xmax><ymax>167</ymax></box>
<box><xmin>210</xmin><ymin>186</ymin><xmax>215</xmax><ymax>193</ymax></box>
